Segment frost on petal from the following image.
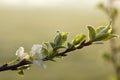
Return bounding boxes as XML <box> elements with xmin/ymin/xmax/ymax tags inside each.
<box><xmin>16</xmin><ymin>47</ymin><xmax>24</xmax><ymax>57</ymax></box>
<box><xmin>31</xmin><ymin>44</ymin><xmax>42</xmax><ymax>54</ymax></box>
<box><xmin>33</xmin><ymin>60</ymin><xmax>46</xmax><ymax>69</ymax></box>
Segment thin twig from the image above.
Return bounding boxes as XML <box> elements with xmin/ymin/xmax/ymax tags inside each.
<box><xmin>0</xmin><ymin>59</ymin><xmax>31</xmax><ymax>72</ymax></box>
<box><xmin>0</xmin><ymin>41</ymin><xmax>92</xmax><ymax>72</ymax></box>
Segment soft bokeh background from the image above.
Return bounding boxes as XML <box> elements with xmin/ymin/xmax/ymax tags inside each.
<box><xmin>0</xmin><ymin>0</ymin><xmax>120</xmax><ymax>80</ymax></box>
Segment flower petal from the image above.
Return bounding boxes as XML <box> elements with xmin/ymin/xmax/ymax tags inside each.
<box><xmin>33</xmin><ymin>60</ymin><xmax>46</xmax><ymax>69</ymax></box>
<box><xmin>16</xmin><ymin>47</ymin><xmax>24</xmax><ymax>57</ymax></box>
<box><xmin>16</xmin><ymin>47</ymin><xmax>29</xmax><ymax>60</ymax></box>
<box><xmin>31</xmin><ymin>44</ymin><xmax>42</xmax><ymax>54</ymax></box>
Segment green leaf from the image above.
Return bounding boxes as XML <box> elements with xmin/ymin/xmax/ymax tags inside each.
<box><xmin>94</xmin><ymin>21</ymin><xmax>116</xmax><ymax>41</ymax></box>
<box><xmin>42</xmin><ymin>47</ymin><xmax>49</xmax><ymax>55</ymax></box>
<box><xmin>98</xmin><ymin>20</ymin><xmax>112</xmax><ymax>34</ymax></box>
<box><xmin>61</xmin><ymin>32</ymin><xmax>68</xmax><ymax>45</ymax></box>
<box><xmin>54</xmin><ymin>55</ymin><xmax>63</xmax><ymax>58</ymax></box>
<box><xmin>50</xmin><ymin>42</ymin><xmax>55</xmax><ymax>48</ymax></box>
<box><xmin>54</xmin><ymin>32</ymin><xmax>62</xmax><ymax>46</ymax></box>
<box><xmin>103</xmin><ymin>34</ymin><xmax>118</xmax><ymax>41</ymax></box>
<box><xmin>72</xmin><ymin>34</ymin><xmax>86</xmax><ymax>47</ymax></box>
<box><xmin>96</xmin><ymin>21</ymin><xmax>112</xmax><ymax>35</ymax></box>
<box><xmin>88</xmin><ymin>26</ymin><xmax>96</xmax><ymax>41</ymax></box>
<box><xmin>18</xmin><ymin>70</ymin><xmax>24</xmax><ymax>77</ymax></box>
<box><xmin>96</xmin><ymin>27</ymin><xmax>105</xmax><ymax>34</ymax></box>
<box><xmin>44</xmin><ymin>42</ymin><xmax>50</xmax><ymax>49</ymax></box>
<box><xmin>54</xmin><ymin>31</ymin><xmax>68</xmax><ymax>47</ymax></box>
<box><xmin>94</xmin><ymin>34</ymin><xmax>118</xmax><ymax>41</ymax></box>
<box><xmin>54</xmin><ymin>46</ymin><xmax>66</xmax><ymax>50</ymax></box>
<box><xmin>94</xmin><ymin>33</ymin><xmax>109</xmax><ymax>41</ymax></box>
<box><xmin>67</xmin><ymin>42</ymin><xmax>74</xmax><ymax>49</ymax></box>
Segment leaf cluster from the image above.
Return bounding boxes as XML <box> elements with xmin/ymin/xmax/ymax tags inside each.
<box><xmin>41</xmin><ymin>21</ymin><xmax>117</xmax><ymax>61</ymax></box>
<box><xmin>88</xmin><ymin>21</ymin><xmax>117</xmax><ymax>42</ymax></box>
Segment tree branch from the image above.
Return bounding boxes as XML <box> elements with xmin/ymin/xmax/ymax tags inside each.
<box><xmin>0</xmin><ymin>59</ymin><xmax>31</xmax><ymax>72</ymax></box>
<box><xmin>0</xmin><ymin>41</ymin><xmax>92</xmax><ymax>72</ymax></box>
<box><xmin>43</xmin><ymin>41</ymin><xmax>92</xmax><ymax>61</ymax></box>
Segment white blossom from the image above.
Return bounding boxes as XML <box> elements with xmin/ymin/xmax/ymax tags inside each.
<box><xmin>33</xmin><ymin>60</ymin><xmax>46</xmax><ymax>69</ymax></box>
<box><xmin>16</xmin><ymin>47</ymin><xmax>29</xmax><ymax>60</ymax></box>
<box><xmin>31</xmin><ymin>44</ymin><xmax>42</xmax><ymax>55</ymax></box>
<box><xmin>15</xmin><ymin>44</ymin><xmax>46</xmax><ymax>68</ymax></box>
<box><xmin>31</xmin><ymin>44</ymin><xmax>46</xmax><ymax>68</ymax></box>
<box><xmin>16</xmin><ymin>47</ymin><xmax>24</xmax><ymax>56</ymax></box>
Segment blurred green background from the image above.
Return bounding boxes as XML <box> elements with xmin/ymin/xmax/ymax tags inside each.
<box><xmin>0</xmin><ymin>0</ymin><xmax>120</xmax><ymax>80</ymax></box>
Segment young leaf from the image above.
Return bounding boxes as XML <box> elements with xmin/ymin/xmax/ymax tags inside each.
<box><xmin>67</xmin><ymin>42</ymin><xmax>74</xmax><ymax>49</ymax></box>
<box><xmin>102</xmin><ymin>34</ymin><xmax>119</xmax><ymax>41</ymax></box>
<box><xmin>94</xmin><ymin>33</ymin><xmax>109</xmax><ymax>41</ymax></box>
<box><xmin>18</xmin><ymin>70</ymin><xmax>24</xmax><ymax>77</ymax></box>
<box><xmin>44</xmin><ymin>42</ymin><xmax>50</xmax><ymax>49</ymax></box>
<box><xmin>54</xmin><ymin>32</ymin><xmax>62</xmax><ymax>46</ymax></box>
<box><xmin>50</xmin><ymin>42</ymin><xmax>55</xmax><ymax>48</ymax></box>
<box><xmin>54</xmin><ymin>31</ymin><xmax>68</xmax><ymax>47</ymax></box>
<box><xmin>42</xmin><ymin>47</ymin><xmax>49</xmax><ymax>55</ymax></box>
<box><xmin>88</xmin><ymin>26</ymin><xmax>96</xmax><ymax>41</ymax></box>
<box><xmin>96</xmin><ymin>27</ymin><xmax>105</xmax><ymax>34</ymax></box>
<box><xmin>98</xmin><ymin>20</ymin><xmax>112</xmax><ymax>34</ymax></box>
<box><xmin>54</xmin><ymin>46</ymin><xmax>66</xmax><ymax>50</ymax></box>
<box><xmin>61</xmin><ymin>32</ymin><xmax>68</xmax><ymax>45</ymax></box>
<box><xmin>72</xmin><ymin>34</ymin><xmax>86</xmax><ymax>47</ymax></box>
